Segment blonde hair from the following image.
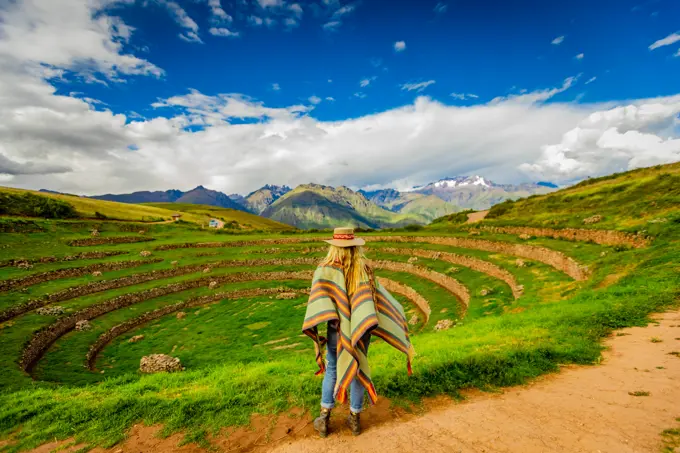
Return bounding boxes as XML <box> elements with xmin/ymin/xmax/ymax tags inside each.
<box><xmin>321</xmin><ymin>245</ymin><xmax>373</xmax><ymax>297</ymax></box>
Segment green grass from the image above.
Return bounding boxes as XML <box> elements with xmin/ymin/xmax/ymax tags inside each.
<box><xmin>0</xmin><ymin>163</ymin><xmax>679</xmax><ymax>451</ymax></box>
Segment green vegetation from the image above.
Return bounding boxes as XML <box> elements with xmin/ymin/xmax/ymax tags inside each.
<box><xmin>0</xmin><ymin>191</ymin><xmax>77</xmax><ymax>219</ymax></box>
<box><xmin>0</xmin><ymin>162</ymin><xmax>678</xmax><ymax>451</ymax></box>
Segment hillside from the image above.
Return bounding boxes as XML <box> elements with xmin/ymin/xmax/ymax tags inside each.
<box><xmin>261</xmin><ymin>184</ymin><xmax>427</xmax><ymax>229</ymax></box>
<box><xmin>93</xmin><ymin>186</ymin><xmax>248</xmax><ymax>212</ymax></box>
<box><xmin>362</xmin><ymin>189</ymin><xmax>459</xmax><ymax>221</ymax></box>
<box><xmin>146</xmin><ymin>202</ymin><xmax>294</xmax><ymax>231</ymax></box>
<box><xmin>411</xmin><ymin>175</ymin><xmax>555</xmax><ymax>210</ymax></box>
<box><xmin>431</xmin><ymin>162</ymin><xmax>680</xmax><ymax>232</ymax></box>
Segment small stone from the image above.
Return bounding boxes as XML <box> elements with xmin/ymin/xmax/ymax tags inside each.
<box><xmin>100</xmin><ymin>370</ymin><xmax>105</xmax><ymax>374</ymax></box>
<box><xmin>434</xmin><ymin>319</ymin><xmax>454</xmax><ymax>331</ymax></box>
<box><xmin>139</xmin><ymin>250</ymin><xmax>152</xmax><ymax>257</ymax></box>
<box><xmin>515</xmin><ymin>259</ymin><xmax>526</xmax><ymax>268</ymax></box>
<box><xmin>203</xmin><ymin>267</ymin><xmax>211</xmax><ymax>274</ymax></box>
<box><xmin>128</xmin><ymin>335</ymin><xmax>144</xmax><ymax>343</ymax></box>
<box><xmin>16</xmin><ymin>260</ymin><xmax>33</xmax><ymax>270</ymax></box>
<box><xmin>446</xmin><ymin>267</ymin><xmax>460</xmax><ymax>274</ymax></box>
<box><xmin>519</xmin><ymin>233</ymin><xmax>531</xmax><ymax>240</ymax></box>
<box><xmin>138</xmin><ymin>230</ymin><xmax>146</xmax><ymax>235</ymax></box>
<box><xmin>480</xmin><ymin>288</ymin><xmax>493</xmax><ymax>296</ymax></box>
<box><xmin>600</xmin><ymin>251</ymin><xmax>608</xmax><ymax>257</ymax></box>
<box><xmin>92</xmin><ymin>271</ymin><xmax>103</xmax><ymax>277</ymax></box>
<box><xmin>176</xmin><ymin>312</ymin><xmax>186</xmax><ymax>320</ymax></box>
<box><xmin>75</xmin><ymin>320</ymin><xmax>92</xmax><ymax>331</ymax></box>
<box><xmin>37</xmin><ymin>306</ymin><xmax>65</xmax><ymax>316</ymax></box>
<box><xmin>407</xmin><ymin>257</ymin><xmax>418</xmax><ymax>264</ymax></box>
<box><xmin>90</xmin><ymin>229</ymin><xmax>100</xmax><ymax>237</ymax></box>
<box><xmin>583</xmin><ymin>214</ymin><xmax>603</xmax><ymax>225</ymax></box>
<box><xmin>469</xmin><ymin>230</ymin><xmax>481</xmax><ymax>236</ymax></box>
<box><xmin>276</xmin><ymin>292</ymin><xmax>298</xmax><ymax>300</ymax></box>
<box><xmin>139</xmin><ymin>354</ymin><xmax>183</xmax><ymax>373</ymax></box>
<box><xmin>171</xmin><ymin>260</ymin><xmax>179</xmax><ymax>266</ymax></box>
<box><xmin>208</xmin><ymin>281</ymin><xmax>218</xmax><ymax>289</ymax></box>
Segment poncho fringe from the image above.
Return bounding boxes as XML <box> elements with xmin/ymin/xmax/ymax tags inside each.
<box><xmin>302</xmin><ymin>264</ymin><xmax>414</xmax><ymax>405</ymax></box>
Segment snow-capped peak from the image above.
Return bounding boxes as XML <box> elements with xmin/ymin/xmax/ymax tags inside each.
<box><xmin>431</xmin><ymin>175</ymin><xmax>491</xmax><ymax>189</ymax></box>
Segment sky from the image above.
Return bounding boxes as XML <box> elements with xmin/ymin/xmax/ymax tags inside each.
<box><xmin>0</xmin><ymin>0</ymin><xmax>679</xmax><ymax>196</ymax></box>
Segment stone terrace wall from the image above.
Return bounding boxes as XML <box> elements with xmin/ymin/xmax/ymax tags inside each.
<box><xmin>475</xmin><ymin>226</ymin><xmax>650</xmax><ymax>248</ymax></box>
<box><xmin>69</xmin><ymin>237</ymin><xmax>155</xmax><ymax>247</ymax></box>
<box><xmin>0</xmin><ymin>251</ymin><xmax>127</xmax><ymax>268</ymax></box>
<box><xmin>0</xmin><ymin>258</ymin><xmax>163</xmax><ymax>292</ymax></box>
<box><xmin>367</xmin><ymin>236</ymin><xmax>589</xmax><ymax>281</ymax></box>
<box><xmin>20</xmin><ymin>270</ymin><xmax>313</xmax><ymax>372</ymax></box>
<box><xmin>377</xmin><ymin>277</ymin><xmax>431</xmax><ymax>324</ymax></box>
<box><xmin>377</xmin><ymin>247</ymin><xmax>523</xmax><ymax>299</ymax></box>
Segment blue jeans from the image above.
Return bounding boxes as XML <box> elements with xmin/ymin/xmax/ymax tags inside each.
<box><xmin>320</xmin><ymin>323</ymin><xmax>371</xmax><ymax>413</ymax></box>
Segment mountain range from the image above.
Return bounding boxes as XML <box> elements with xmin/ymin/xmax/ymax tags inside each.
<box><xmin>82</xmin><ymin>176</ymin><xmax>556</xmax><ymax>229</ymax></box>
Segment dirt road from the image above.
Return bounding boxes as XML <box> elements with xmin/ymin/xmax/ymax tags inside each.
<box><xmin>466</xmin><ymin>210</ymin><xmax>489</xmax><ymax>223</ymax></box>
<box><xmin>25</xmin><ymin>311</ymin><xmax>680</xmax><ymax>453</ymax></box>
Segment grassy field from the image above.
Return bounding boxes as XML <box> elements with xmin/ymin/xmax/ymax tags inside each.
<box><xmin>0</xmin><ymin>187</ymin><xmax>293</xmax><ymax>231</ymax></box>
<box><xmin>0</xmin><ymin>163</ymin><xmax>678</xmax><ymax>452</ymax></box>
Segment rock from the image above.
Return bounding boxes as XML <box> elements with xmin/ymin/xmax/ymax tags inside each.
<box><xmin>176</xmin><ymin>312</ymin><xmax>186</xmax><ymax>320</ymax></box>
<box><xmin>100</xmin><ymin>370</ymin><xmax>105</xmax><ymax>374</ymax></box>
<box><xmin>469</xmin><ymin>230</ymin><xmax>481</xmax><ymax>236</ymax></box>
<box><xmin>139</xmin><ymin>250</ymin><xmax>152</xmax><ymax>257</ymax></box>
<box><xmin>434</xmin><ymin>319</ymin><xmax>454</xmax><ymax>331</ymax></box>
<box><xmin>208</xmin><ymin>281</ymin><xmax>218</xmax><ymax>289</ymax></box>
<box><xmin>583</xmin><ymin>214</ymin><xmax>602</xmax><ymax>225</ymax></box>
<box><xmin>90</xmin><ymin>229</ymin><xmax>100</xmax><ymax>237</ymax></box>
<box><xmin>480</xmin><ymin>288</ymin><xmax>493</xmax><ymax>296</ymax></box>
<box><xmin>276</xmin><ymin>292</ymin><xmax>298</xmax><ymax>300</ymax></box>
<box><xmin>171</xmin><ymin>260</ymin><xmax>179</xmax><ymax>266</ymax></box>
<box><xmin>600</xmin><ymin>251</ymin><xmax>608</xmax><ymax>257</ymax></box>
<box><xmin>92</xmin><ymin>271</ymin><xmax>103</xmax><ymax>277</ymax></box>
<box><xmin>431</xmin><ymin>252</ymin><xmax>441</xmax><ymax>260</ymax></box>
<box><xmin>515</xmin><ymin>259</ymin><xmax>526</xmax><ymax>268</ymax></box>
<box><xmin>446</xmin><ymin>267</ymin><xmax>460</xmax><ymax>274</ymax></box>
<box><xmin>139</xmin><ymin>354</ymin><xmax>183</xmax><ymax>373</ymax></box>
<box><xmin>128</xmin><ymin>335</ymin><xmax>144</xmax><ymax>343</ymax></box>
<box><xmin>407</xmin><ymin>257</ymin><xmax>418</xmax><ymax>264</ymax></box>
<box><xmin>408</xmin><ymin>314</ymin><xmax>420</xmax><ymax>325</ymax></box>
<box><xmin>75</xmin><ymin>320</ymin><xmax>92</xmax><ymax>331</ymax></box>
<box><xmin>138</xmin><ymin>230</ymin><xmax>146</xmax><ymax>235</ymax></box>
<box><xmin>37</xmin><ymin>306</ymin><xmax>64</xmax><ymax>316</ymax></box>
<box><xmin>16</xmin><ymin>260</ymin><xmax>32</xmax><ymax>270</ymax></box>
<box><xmin>519</xmin><ymin>233</ymin><xmax>531</xmax><ymax>240</ymax></box>
<box><xmin>203</xmin><ymin>267</ymin><xmax>211</xmax><ymax>274</ymax></box>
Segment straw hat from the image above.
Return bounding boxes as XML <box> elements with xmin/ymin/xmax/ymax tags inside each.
<box><xmin>324</xmin><ymin>227</ymin><xmax>365</xmax><ymax>247</ymax></box>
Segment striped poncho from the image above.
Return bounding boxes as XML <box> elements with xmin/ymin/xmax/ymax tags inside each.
<box><xmin>302</xmin><ymin>264</ymin><xmax>414</xmax><ymax>405</ymax></box>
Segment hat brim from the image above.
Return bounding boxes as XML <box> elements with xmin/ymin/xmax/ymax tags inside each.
<box><xmin>323</xmin><ymin>238</ymin><xmax>366</xmax><ymax>247</ymax></box>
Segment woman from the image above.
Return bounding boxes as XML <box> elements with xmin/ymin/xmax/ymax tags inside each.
<box><xmin>302</xmin><ymin>227</ymin><xmax>414</xmax><ymax>437</ymax></box>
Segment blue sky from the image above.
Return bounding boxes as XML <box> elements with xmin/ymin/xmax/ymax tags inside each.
<box><xmin>0</xmin><ymin>0</ymin><xmax>679</xmax><ymax>195</ymax></box>
<box><xmin>69</xmin><ymin>0</ymin><xmax>679</xmax><ymax>121</ymax></box>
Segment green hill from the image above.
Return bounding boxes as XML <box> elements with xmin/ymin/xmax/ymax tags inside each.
<box><xmin>261</xmin><ymin>184</ymin><xmax>427</xmax><ymax>229</ymax></box>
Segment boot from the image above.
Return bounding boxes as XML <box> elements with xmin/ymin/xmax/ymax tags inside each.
<box><xmin>313</xmin><ymin>408</ymin><xmax>331</xmax><ymax>438</ymax></box>
<box><xmin>347</xmin><ymin>411</ymin><xmax>361</xmax><ymax>436</ymax></box>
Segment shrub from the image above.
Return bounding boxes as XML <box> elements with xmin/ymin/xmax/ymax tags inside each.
<box><xmin>94</xmin><ymin>211</ymin><xmax>108</xmax><ymax>220</ymax></box>
<box><xmin>431</xmin><ymin>209</ymin><xmax>474</xmax><ymax>225</ymax></box>
<box><xmin>0</xmin><ymin>193</ymin><xmax>78</xmax><ymax>219</ymax></box>
<box><xmin>486</xmin><ymin>200</ymin><xmax>514</xmax><ymax>219</ymax></box>
<box><xmin>403</xmin><ymin>224</ymin><xmax>424</xmax><ymax>232</ymax></box>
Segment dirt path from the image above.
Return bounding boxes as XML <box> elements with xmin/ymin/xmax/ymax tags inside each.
<box><xmin>466</xmin><ymin>210</ymin><xmax>489</xmax><ymax>223</ymax></box>
<box><xmin>24</xmin><ymin>311</ymin><xmax>680</xmax><ymax>453</ymax></box>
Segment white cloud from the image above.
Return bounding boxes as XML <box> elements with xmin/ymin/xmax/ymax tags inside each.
<box><xmin>575</xmin><ymin>53</ymin><xmax>584</xmax><ymax>60</ymax></box>
<box><xmin>450</xmin><ymin>93</ymin><xmax>479</xmax><ymax>100</ymax></box>
<box><xmin>491</xmin><ymin>75</ymin><xmax>579</xmax><ymax>104</ymax></box>
<box><xmin>328</xmin><ymin>79</ymin><xmax>333</xmax><ymax>83</ymax></box>
<box><xmin>207</xmin><ymin>0</ymin><xmax>232</xmax><ymax>22</ymax></box>
<box><xmin>585</xmin><ymin>76</ymin><xmax>597</xmax><ymax>85</ymax></box>
<box><xmin>209</xmin><ymin>27</ymin><xmax>239</xmax><ymax>37</ymax></box>
<box><xmin>258</xmin><ymin>0</ymin><xmax>283</xmax><ymax>7</ymax></box>
<box><xmin>161</xmin><ymin>1</ymin><xmax>203</xmax><ymax>43</ymax></box>
<box><xmin>353</xmin><ymin>92</ymin><xmax>367</xmax><ymax>99</ymax></box>
<box><xmin>649</xmin><ymin>32</ymin><xmax>680</xmax><ymax>50</ymax></box>
<box><xmin>249</xmin><ymin>15</ymin><xmax>264</xmax><ymax>26</ymax></box>
<box><xmin>552</xmin><ymin>35</ymin><xmax>565</xmax><ymax>45</ymax></box>
<box><xmin>520</xmin><ymin>97</ymin><xmax>680</xmax><ymax>182</ymax></box>
<box><xmin>0</xmin><ymin>0</ymin><xmax>163</xmax><ymax>79</ymax></box>
<box><xmin>401</xmin><ymin>80</ymin><xmax>436</xmax><ymax>92</ymax></box>
<box><xmin>394</xmin><ymin>41</ymin><xmax>406</xmax><ymax>52</ymax></box>
<box><xmin>332</xmin><ymin>4</ymin><xmax>355</xmax><ymax>18</ymax></box>
<box><xmin>325</xmin><ymin>97</ymin><xmax>335</xmax><ymax>101</ymax></box>
<box><xmin>434</xmin><ymin>2</ymin><xmax>447</xmax><ymax>14</ymax></box>
<box><xmin>323</xmin><ymin>21</ymin><xmax>341</xmax><ymax>30</ymax></box>
<box><xmin>272</xmin><ymin>83</ymin><xmax>281</xmax><ymax>91</ymax></box>
<box><xmin>360</xmin><ymin>76</ymin><xmax>377</xmax><ymax>88</ymax></box>
<box><xmin>308</xmin><ymin>95</ymin><xmax>322</xmax><ymax>104</ymax></box>
<box><xmin>321</xmin><ymin>2</ymin><xmax>356</xmax><ymax>31</ymax></box>
<box><xmin>264</xmin><ymin>17</ymin><xmax>276</xmax><ymax>27</ymax></box>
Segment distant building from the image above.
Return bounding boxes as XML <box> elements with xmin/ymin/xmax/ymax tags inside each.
<box><xmin>208</xmin><ymin>218</ymin><xmax>222</xmax><ymax>228</ymax></box>
<box><xmin>171</xmin><ymin>213</ymin><xmax>182</xmax><ymax>221</ymax></box>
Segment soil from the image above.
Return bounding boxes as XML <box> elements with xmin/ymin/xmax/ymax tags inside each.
<box><xmin>466</xmin><ymin>210</ymin><xmax>489</xmax><ymax>223</ymax></box>
<box><xmin>25</xmin><ymin>311</ymin><xmax>680</xmax><ymax>453</ymax></box>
